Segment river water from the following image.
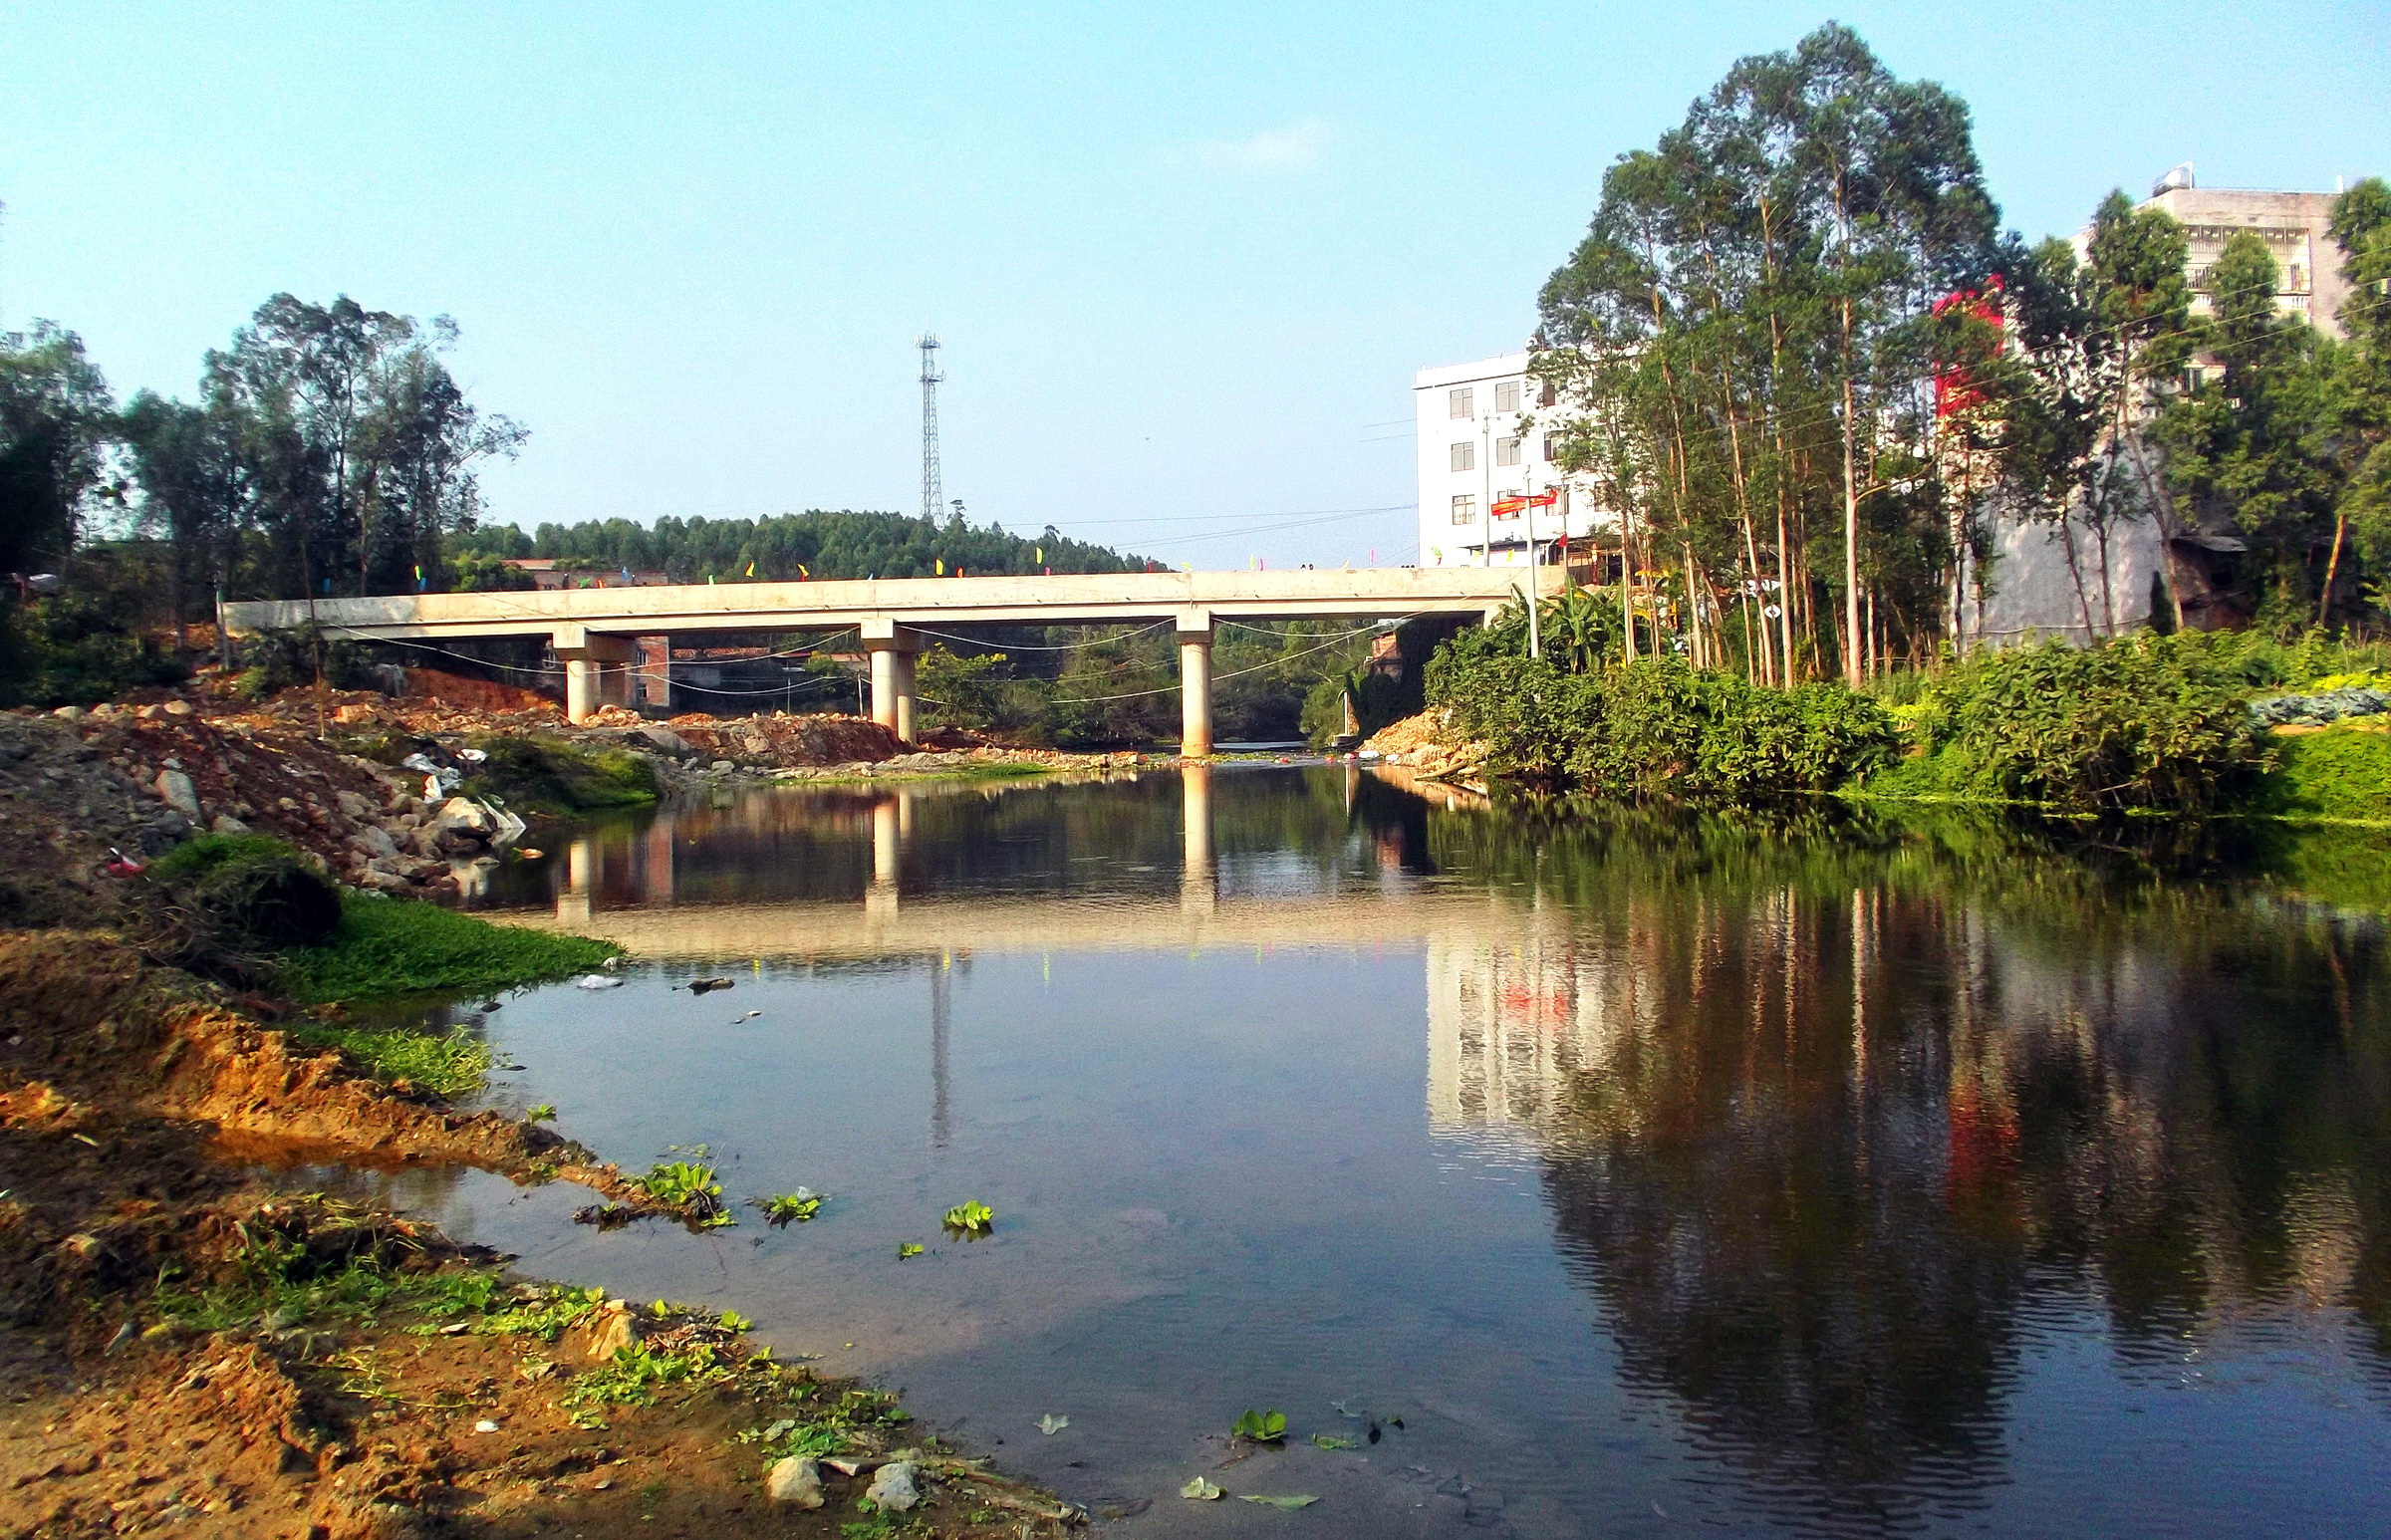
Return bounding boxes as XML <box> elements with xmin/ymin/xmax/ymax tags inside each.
<box><xmin>347</xmin><ymin>766</ymin><xmax>2391</xmax><ymax>1537</ymax></box>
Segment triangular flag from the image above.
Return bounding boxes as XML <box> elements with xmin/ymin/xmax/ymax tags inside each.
<box><xmin>744</xmin><ymin>560</ymin><xmax>755</xmax><ymax>577</ymax></box>
<box><xmin>934</xmin><ymin>558</ymin><xmax>944</xmax><ymax>576</ymax></box>
<box><xmin>1034</xmin><ymin>546</ymin><xmax>1043</xmax><ymax>563</ymax></box>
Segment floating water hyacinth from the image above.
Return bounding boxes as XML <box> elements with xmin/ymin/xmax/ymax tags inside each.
<box><xmin>1037</xmin><ymin>1413</ymin><xmax>1070</xmax><ymax>1435</ymax></box>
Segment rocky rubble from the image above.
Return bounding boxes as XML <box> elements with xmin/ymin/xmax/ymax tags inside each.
<box><xmin>1359</xmin><ymin>706</ymin><xmax>1487</xmax><ymax>783</ymax></box>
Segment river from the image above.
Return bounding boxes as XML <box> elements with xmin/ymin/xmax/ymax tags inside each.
<box><xmin>330</xmin><ymin>765</ymin><xmax>2391</xmax><ymax>1537</ymax></box>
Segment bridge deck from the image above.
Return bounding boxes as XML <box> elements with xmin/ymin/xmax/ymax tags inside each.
<box><xmin>220</xmin><ymin>567</ymin><xmax>1556</xmax><ymax>739</ymax></box>
<box><xmin>219</xmin><ymin>568</ymin><xmax>1551</xmax><ymax>642</ymax></box>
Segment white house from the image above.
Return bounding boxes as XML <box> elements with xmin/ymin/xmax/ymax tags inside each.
<box><xmin>1413</xmin><ymin>352</ymin><xmax>1615</xmax><ymax>569</ymax></box>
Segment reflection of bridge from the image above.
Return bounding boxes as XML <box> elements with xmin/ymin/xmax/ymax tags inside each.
<box><xmin>222</xmin><ymin>568</ymin><xmax>1552</xmax><ymax>750</ymax></box>
<box><xmin>514</xmin><ymin>764</ymin><xmax>1509</xmax><ymax>953</ymax></box>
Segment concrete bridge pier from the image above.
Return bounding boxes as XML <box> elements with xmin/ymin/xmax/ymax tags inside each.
<box><xmin>863</xmin><ymin>619</ymin><xmax>921</xmax><ymax>744</ymax></box>
<box><xmin>1177</xmin><ymin>610</ymin><xmax>1213</xmax><ymax>758</ymax></box>
<box><xmin>555</xmin><ymin>628</ymin><xmax>644</xmax><ymax>724</ymax></box>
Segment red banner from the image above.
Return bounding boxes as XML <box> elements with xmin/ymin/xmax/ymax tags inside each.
<box><xmin>1491</xmin><ymin>489</ymin><xmax>1560</xmax><ymax>517</ymax></box>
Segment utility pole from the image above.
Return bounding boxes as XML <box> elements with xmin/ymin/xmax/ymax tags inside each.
<box><xmin>918</xmin><ymin>334</ymin><xmax>944</xmax><ymax>524</ymax></box>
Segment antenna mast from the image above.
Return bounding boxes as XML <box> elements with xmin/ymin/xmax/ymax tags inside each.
<box><xmin>917</xmin><ymin>334</ymin><xmax>943</xmax><ymax>522</ymax></box>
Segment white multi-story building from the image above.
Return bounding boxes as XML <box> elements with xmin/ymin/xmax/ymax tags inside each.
<box><xmin>1413</xmin><ymin>352</ymin><xmax>1613</xmax><ymax>569</ymax></box>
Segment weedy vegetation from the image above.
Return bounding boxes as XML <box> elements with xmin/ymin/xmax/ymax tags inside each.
<box><xmin>752</xmin><ymin>1189</ymin><xmax>825</xmax><ymax>1226</ymax></box>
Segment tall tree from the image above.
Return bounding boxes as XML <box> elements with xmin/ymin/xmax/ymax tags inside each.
<box><xmin>0</xmin><ymin>323</ymin><xmax>116</xmax><ymax>576</ymax></box>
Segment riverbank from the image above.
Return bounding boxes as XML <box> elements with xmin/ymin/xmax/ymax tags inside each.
<box><xmin>0</xmin><ymin>686</ymin><xmax>1083</xmax><ymax>1536</ymax></box>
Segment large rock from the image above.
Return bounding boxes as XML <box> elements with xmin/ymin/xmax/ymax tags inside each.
<box><xmin>633</xmin><ymin>724</ymin><xmax>693</xmax><ymax>757</ymax></box>
<box><xmin>153</xmin><ymin>769</ymin><xmax>202</xmax><ymax>822</ymax></box>
<box><xmin>354</xmin><ymin>824</ymin><xmax>401</xmax><ymax>861</ymax></box>
<box><xmin>866</xmin><ymin>1461</ymin><xmax>921</xmax><ymax>1512</ymax></box>
<box><xmin>765</xmin><ymin>1456</ymin><xmax>825</xmax><ymax>1508</ymax></box>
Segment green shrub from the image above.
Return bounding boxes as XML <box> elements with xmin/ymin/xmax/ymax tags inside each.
<box><xmin>147</xmin><ymin>834</ymin><xmax>343</xmax><ymax>961</ymax></box>
<box><xmin>1927</xmin><ymin>635</ymin><xmax>2271</xmax><ymax>814</ymax></box>
<box><xmin>463</xmin><ymin>735</ymin><xmax>659</xmax><ymax>818</ymax></box>
<box><xmin>288</xmin><ymin>1020</ymin><xmax>494</xmax><ymax>1097</ymax></box>
<box><xmin>1425</xmin><ymin>648</ymin><xmax>1900</xmax><ymax>801</ymax></box>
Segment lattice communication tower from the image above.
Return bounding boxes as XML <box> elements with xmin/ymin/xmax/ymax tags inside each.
<box><xmin>918</xmin><ymin>334</ymin><xmax>943</xmax><ymax>523</ymax></box>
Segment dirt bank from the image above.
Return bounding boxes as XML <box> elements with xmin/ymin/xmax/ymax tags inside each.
<box><xmin>0</xmin><ymin>930</ymin><xmax>1076</xmax><ymax>1539</ymax></box>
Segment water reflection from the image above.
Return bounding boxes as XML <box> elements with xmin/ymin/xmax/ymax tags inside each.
<box><xmin>1426</xmin><ymin>807</ymin><xmax>2391</xmax><ymax>1527</ymax></box>
<box><xmin>438</xmin><ymin>772</ymin><xmax>2391</xmax><ymax>1535</ymax></box>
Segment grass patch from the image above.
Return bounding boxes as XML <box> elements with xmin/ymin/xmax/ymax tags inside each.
<box><xmin>287</xmin><ymin>1020</ymin><xmax>494</xmax><ymax>1097</ymax></box>
<box><xmin>465</xmin><ymin>735</ymin><xmax>660</xmax><ymax>820</ymax></box>
<box><xmin>279</xmin><ymin>894</ymin><xmax>619</xmax><ymax>1003</ymax></box>
<box><xmin>2253</xmin><ymin>727</ymin><xmax>2391</xmax><ymax>826</ymax></box>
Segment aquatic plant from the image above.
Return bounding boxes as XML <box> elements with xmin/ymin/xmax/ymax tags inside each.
<box><xmin>751</xmin><ymin>1189</ymin><xmax>824</xmax><ymax>1226</ymax></box>
<box><xmin>635</xmin><ymin>1160</ymin><xmax>731</xmax><ymax>1226</ymax></box>
<box><xmin>1231</xmin><ymin>1408</ymin><xmax>1286</xmax><ymax>1444</ymax></box>
<box><xmin>898</xmin><ymin>1242</ymin><xmax>925</xmax><ymax>1259</ymax></box>
<box><xmin>941</xmin><ymin>1199</ymin><xmax>994</xmax><ymax>1236</ymax></box>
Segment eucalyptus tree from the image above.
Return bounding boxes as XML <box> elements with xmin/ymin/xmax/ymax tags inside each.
<box><xmin>0</xmin><ymin>323</ymin><xmax>116</xmax><ymax>577</ymax></box>
<box><xmin>1536</xmin><ymin>23</ymin><xmax>1998</xmax><ymax>683</ymax></box>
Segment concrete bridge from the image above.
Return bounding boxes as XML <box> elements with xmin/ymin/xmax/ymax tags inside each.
<box><xmin>222</xmin><ymin>568</ymin><xmax>1551</xmax><ymax>752</ymax></box>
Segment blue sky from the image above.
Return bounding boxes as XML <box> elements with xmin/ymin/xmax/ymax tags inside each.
<box><xmin>4</xmin><ymin>2</ymin><xmax>2384</xmax><ymax>569</ymax></box>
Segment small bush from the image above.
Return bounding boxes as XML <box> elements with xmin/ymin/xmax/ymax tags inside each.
<box><xmin>289</xmin><ymin>1020</ymin><xmax>494</xmax><ymax>1097</ymax></box>
<box><xmin>147</xmin><ymin>835</ymin><xmax>343</xmax><ymax>966</ymax></box>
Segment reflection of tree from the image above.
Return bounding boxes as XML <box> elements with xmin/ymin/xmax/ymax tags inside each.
<box><xmin>1428</xmin><ymin>801</ymin><xmax>2391</xmax><ymax>1514</ymax></box>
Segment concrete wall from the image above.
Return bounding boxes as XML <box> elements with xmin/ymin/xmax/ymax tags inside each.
<box><xmin>1414</xmin><ymin>352</ymin><xmax>1616</xmax><ymax>569</ymax></box>
<box><xmin>1963</xmin><ymin>504</ymin><xmax>2173</xmax><ymax>646</ymax></box>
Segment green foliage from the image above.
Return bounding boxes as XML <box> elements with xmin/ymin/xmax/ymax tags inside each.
<box><xmin>897</xmin><ymin>1242</ymin><xmax>925</xmax><ymax>1259</ymax></box>
<box><xmin>276</xmin><ymin>893</ymin><xmax>620</xmax><ymax>1002</ymax></box>
<box><xmin>737</xmin><ymin>1388</ymin><xmax>912</xmax><ymax>1462</ymax></box>
<box><xmin>752</xmin><ymin>1190</ymin><xmax>825</xmax><ymax>1226</ymax></box>
<box><xmin>2255</xmin><ymin>727</ymin><xmax>2391</xmax><ymax>826</ymax></box>
<box><xmin>148</xmin><ymin>834</ymin><xmax>344</xmax><ymax>955</ymax></box>
<box><xmin>453</xmin><ymin>508</ymin><xmax>1149</xmax><ymax>585</ymax></box>
<box><xmin>0</xmin><ymin>560</ymin><xmax>190</xmax><ymax>709</ymax></box>
<box><xmin>941</xmin><ymin>1199</ymin><xmax>994</xmax><ymax>1235</ymax></box>
<box><xmin>564</xmin><ymin>1341</ymin><xmax>735</xmax><ymax>1410</ymax></box>
<box><xmin>1231</xmin><ymin>1409</ymin><xmax>1287</xmax><ymax>1443</ymax></box>
<box><xmin>1427</xmin><ymin>645</ymin><xmax>1901</xmax><ymax>801</ymax></box>
<box><xmin>464</xmin><ymin>735</ymin><xmax>659</xmax><ymax>819</ymax></box>
<box><xmin>289</xmin><ymin>1019</ymin><xmax>494</xmax><ymax>1098</ymax></box>
<box><xmin>637</xmin><ymin>1160</ymin><xmax>731</xmax><ymax>1225</ymax></box>
<box><xmin>476</xmin><ymin>1284</ymin><xmax>608</xmax><ymax>1342</ymax></box>
<box><xmin>450</xmin><ymin>549</ymin><xmax>536</xmax><ymax>592</ymax></box>
<box><xmin>152</xmin><ymin>1202</ymin><xmax>497</xmax><ymax>1334</ymax></box>
<box><xmin>1926</xmin><ymin>635</ymin><xmax>2271</xmax><ymax>814</ymax></box>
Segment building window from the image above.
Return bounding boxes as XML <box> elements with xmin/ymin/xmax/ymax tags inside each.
<box><xmin>1449</xmin><ymin>387</ymin><xmax>1473</xmax><ymax>418</ymax></box>
<box><xmin>1452</xmin><ymin>495</ymin><xmax>1477</xmax><ymax>525</ymax></box>
<box><xmin>1496</xmin><ymin>436</ymin><xmax>1521</xmax><ymax>467</ymax></box>
<box><xmin>1538</xmin><ymin>380</ymin><xmax>1557</xmax><ymax>407</ymax></box>
<box><xmin>1451</xmin><ymin>441</ymin><xmax>1474</xmax><ymax>473</ymax></box>
<box><xmin>1494</xmin><ymin>380</ymin><xmax>1520</xmax><ymax>412</ymax></box>
<box><xmin>1542</xmin><ymin>433</ymin><xmax>1559</xmax><ymax>462</ymax></box>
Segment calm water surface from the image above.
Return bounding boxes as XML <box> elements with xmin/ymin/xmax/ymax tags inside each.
<box><xmin>355</xmin><ymin>767</ymin><xmax>2391</xmax><ymax>1537</ymax></box>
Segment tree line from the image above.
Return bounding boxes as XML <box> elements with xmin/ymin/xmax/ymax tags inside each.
<box><xmin>451</xmin><ymin>509</ymin><xmax>1154</xmax><ymax>588</ymax></box>
<box><xmin>1531</xmin><ymin>22</ymin><xmax>2390</xmax><ymax>684</ymax></box>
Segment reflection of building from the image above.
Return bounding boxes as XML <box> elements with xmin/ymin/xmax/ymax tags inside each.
<box><xmin>1413</xmin><ymin>354</ymin><xmax>1614</xmax><ymax>569</ymax></box>
<box><xmin>1426</xmin><ymin>922</ymin><xmax>1623</xmax><ymax>1149</ymax></box>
